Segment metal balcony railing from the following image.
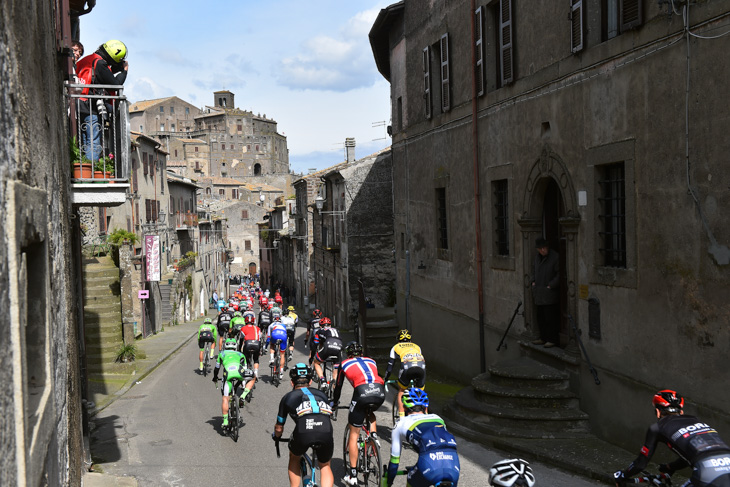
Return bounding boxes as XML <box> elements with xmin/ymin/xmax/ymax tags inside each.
<box><xmin>175</xmin><ymin>211</ymin><xmax>198</xmax><ymax>229</ymax></box>
<box><xmin>66</xmin><ymin>82</ymin><xmax>130</xmax><ymax>183</ymax></box>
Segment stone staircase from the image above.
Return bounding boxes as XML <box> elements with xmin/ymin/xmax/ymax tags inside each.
<box><xmin>362</xmin><ymin>307</ymin><xmax>398</xmax><ymax>362</ymax></box>
<box><xmin>159</xmin><ymin>280</ymin><xmax>172</xmax><ymax>326</ymax></box>
<box><xmin>82</xmin><ymin>256</ymin><xmax>126</xmax><ymax>375</ymax></box>
<box><xmin>443</xmin><ymin>349</ymin><xmax>591</xmax><ymax>439</ymax></box>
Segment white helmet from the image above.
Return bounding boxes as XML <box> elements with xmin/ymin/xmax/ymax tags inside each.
<box><xmin>489</xmin><ymin>459</ymin><xmax>535</xmax><ymax>487</ymax></box>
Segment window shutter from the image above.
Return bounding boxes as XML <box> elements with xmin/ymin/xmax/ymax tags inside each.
<box><xmin>571</xmin><ymin>0</ymin><xmax>584</xmax><ymax>53</ymax></box>
<box><xmin>440</xmin><ymin>33</ymin><xmax>450</xmax><ymax>112</ymax></box>
<box><xmin>145</xmin><ymin>199</ymin><xmax>151</xmax><ymax>223</ymax></box>
<box><xmin>132</xmin><ymin>158</ymin><xmax>138</xmax><ymax>192</ymax></box>
<box><xmin>135</xmin><ymin>202</ymin><xmax>139</xmax><ymax>226</ymax></box>
<box><xmin>620</xmin><ymin>0</ymin><xmax>643</xmax><ymax>31</ymax></box>
<box><xmin>143</xmin><ymin>152</ymin><xmax>148</xmax><ymax>175</ymax></box>
<box><xmin>160</xmin><ymin>162</ymin><xmax>164</xmax><ymax>192</ymax></box>
<box><xmin>475</xmin><ymin>7</ymin><xmax>485</xmax><ymax>96</ymax></box>
<box><xmin>499</xmin><ymin>0</ymin><xmax>514</xmax><ymax>85</ymax></box>
<box><xmin>423</xmin><ymin>47</ymin><xmax>432</xmax><ymax>119</ymax></box>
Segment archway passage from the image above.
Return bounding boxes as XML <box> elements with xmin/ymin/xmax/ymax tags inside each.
<box><xmin>253</xmin><ymin>163</ymin><xmax>262</xmax><ymax>175</ymax></box>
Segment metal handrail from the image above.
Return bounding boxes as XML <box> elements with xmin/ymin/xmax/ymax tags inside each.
<box><xmin>568</xmin><ymin>314</ymin><xmax>601</xmax><ymax>385</ymax></box>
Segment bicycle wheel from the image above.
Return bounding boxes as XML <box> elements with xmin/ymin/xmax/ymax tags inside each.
<box><xmin>361</xmin><ymin>437</ymin><xmax>381</xmax><ymax>486</ymax></box>
<box><xmin>202</xmin><ymin>344</ymin><xmax>210</xmax><ymax>377</ymax></box>
<box><xmin>230</xmin><ymin>394</ymin><xmax>239</xmax><ymax>442</ymax></box>
<box><xmin>342</xmin><ymin>424</ymin><xmax>353</xmax><ymax>472</ymax></box>
<box><xmin>299</xmin><ymin>456</ymin><xmax>310</xmax><ymax>487</ymax></box>
<box><xmin>392</xmin><ymin>395</ymin><xmax>400</xmax><ymax>427</ymax></box>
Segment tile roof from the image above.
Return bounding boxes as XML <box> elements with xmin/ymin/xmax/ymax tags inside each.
<box><xmin>129</xmin><ymin>97</ymin><xmax>174</xmax><ymax>113</ymax></box>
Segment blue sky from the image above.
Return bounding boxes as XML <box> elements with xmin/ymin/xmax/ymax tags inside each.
<box><xmin>82</xmin><ymin>1</ymin><xmax>393</xmax><ymax>173</ymax></box>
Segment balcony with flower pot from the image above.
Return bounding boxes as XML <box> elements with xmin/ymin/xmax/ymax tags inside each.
<box><xmin>66</xmin><ymin>82</ymin><xmax>130</xmax><ymax>207</ymax></box>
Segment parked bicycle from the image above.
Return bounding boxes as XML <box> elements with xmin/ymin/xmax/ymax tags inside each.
<box><xmin>273</xmin><ymin>435</ymin><xmax>321</xmax><ymax>487</ymax></box>
<box><xmin>342</xmin><ymin>403</ymin><xmax>381</xmax><ymax>486</ymax></box>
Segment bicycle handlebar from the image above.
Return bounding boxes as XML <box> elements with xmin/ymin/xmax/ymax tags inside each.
<box><xmin>616</xmin><ymin>472</ymin><xmax>672</xmax><ymax>485</ymax></box>
<box><xmin>272</xmin><ymin>434</ymin><xmax>290</xmax><ymax>458</ymax></box>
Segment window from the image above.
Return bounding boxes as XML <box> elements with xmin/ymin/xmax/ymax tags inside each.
<box><xmin>254</xmin><ymin>163</ymin><xmax>261</xmax><ymax>175</ymax></box>
<box><xmin>195</xmin><ymin>161</ymin><xmax>200</xmax><ymax>171</ymax></box>
<box><xmin>256</xmin><ymin>144</ymin><xmax>259</xmax><ymax>151</ymax></box>
<box><xmin>194</xmin><ymin>146</ymin><xmax>199</xmax><ymax>152</ymax></box>
<box><xmin>245</xmin><ymin>240</ymin><xmax>251</xmax><ymax>251</ymax></box>
<box><xmin>160</xmin><ymin>124</ymin><xmax>165</xmax><ymax>132</ymax></box>
<box><xmin>493</xmin><ymin>179</ymin><xmax>509</xmax><ymax>256</ymax></box>
<box><xmin>439</xmin><ymin>34</ymin><xmax>450</xmax><ymax>112</ymax></box>
<box><xmin>422</xmin><ymin>46</ymin><xmax>432</xmax><ymax>119</ymax></box>
<box><xmin>160</xmin><ymin>106</ymin><xmax>164</xmax><ymax>113</ymax></box>
<box><xmin>219</xmin><ymin>189</ymin><xmax>225</xmax><ymax>196</ymax></box>
<box><xmin>171</xmin><ymin>123</ymin><xmax>175</xmax><ymax>132</ymax></box>
<box><xmin>135</xmin><ymin>202</ymin><xmax>140</xmax><ymax>226</ymax></box>
<box><xmin>475</xmin><ymin>6</ymin><xmax>486</xmax><ymax>96</ymax></box>
<box><xmin>571</xmin><ymin>0</ymin><xmax>584</xmax><ymax>53</ymax></box>
<box><xmin>143</xmin><ymin>152</ymin><xmax>148</xmax><ymax>175</ymax></box>
<box><xmin>139</xmin><ymin>125</ymin><xmax>143</xmax><ymax>132</ymax></box>
<box><xmin>232</xmin><ymin>188</ymin><xmax>239</xmax><ymax>199</ymax></box>
<box><xmin>603</xmin><ymin>0</ymin><xmax>643</xmax><ymax>41</ymax></box>
<box><xmin>493</xmin><ymin>0</ymin><xmax>514</xmax><ymax>87</ymax></box>
<box><xmin>237</xmin><ymin>124</ymin><xmax>242</xmax><ymax>132</ymax></box>
<box><xmin>242</xmin><ymin>209</ymin><xmax>249</xmax><ymax>219</ymax></box>
<box><xmin>185</xmin><ymin>107</ymin><xmax>190</xmax><ymax>115</ymax></box>
<box><xmin>222</xmin><ymin>143</ymin><xmax>226</xmax><ymax>150</ymax></box>
<box><xmin>174</xmin><ymin>149</ymin><xmax>178</xmax><ymax>158</ymax></box>
<box><xmin>170</xmin><ymin>106</ymin><xmax>174</xmax><ymax>114</ymax></box>
<box><xmin>598</xmin><ymin>162</ymin><xmax>626</xmax><ymax>268</ymax></box>
<box><xmin>132</xmin><ymin>157</ymin><xmax>138</xmax><ymax>192</ymax></box>
<box><xmin>436</xmin><ymin>187</ymin><xmax>448</xmax><ymax>252</ymax></box>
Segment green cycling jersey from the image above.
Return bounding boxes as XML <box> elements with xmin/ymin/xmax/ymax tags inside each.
<box><xmin>198</xmin><ymin>322</ymin><xmax>218</xmax><ymax>341</ymax></box>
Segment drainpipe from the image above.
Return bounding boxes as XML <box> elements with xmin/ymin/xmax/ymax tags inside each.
<box><xmin>471</xmin><ymin>0</ymin><xmax>487</xmax><ymax>374</ymax></box>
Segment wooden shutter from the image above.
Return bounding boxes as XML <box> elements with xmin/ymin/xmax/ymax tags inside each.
<box><xmin>440</xmin><ymin>33</ymin><xmax>450</xmax><ymax>112</ymax></box>
<box><xmin>132</xmin><ymin>158</ymin><xmax>138</xmax><ymax>192</ymax></box>
<box><xmin>620</xmin><ymin>0</ymin><xmax>643</xmax><ymax>31</ymax></box>
<box><xmin>143</xmin><ymin>152</ymin><xmax>148</xmax><ymax>175</ymax></box>
<box><xmin>135</xmin><ymin>202</ymin><xmax>139</xmax><ymax>226</ymax></box>
<box><xmin>423</xmin><ymin>46</ymin><xmax>432</xmax><ymax>119</ymax></box>
<box><xmin>145</xmin><ymin>199</ymin><xmax>151</xmax><ymax>222</ymax></box>
<box><xmin>475</xmin><ymin>6</ymin><xmax>485</xmax><ymax>96</ymax></box>
<box><xmin>571</xmin><ymin>0</ymin><xmax>584</xmax><ymax>53</ymax></box>
<box><xmin>499</xmin><ymin>0</ymin><xmax>514</xmax><ymax>86</ymax></box>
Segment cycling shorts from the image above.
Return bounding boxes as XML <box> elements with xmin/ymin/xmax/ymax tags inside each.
<box><xmin>217</xmin><ymin>322</ymin><xmax>229</xmax><ymax>336</ymax></box>
<box><xmin>198</xmin><ymin>332</ymin><xmax>215</xmax><ymax>350</ymax></box>
<box><xmin>315</xmin><ymin>338</ymin><xmax>343</xmax><ymax>363</ymax></box>
<box><xmin>691</xmin><ymin>454</ymin><xmax>730</xmax><ymax>487</ymax></box>
<box><xmin>243</xmin><ymin>340</ymin><xmax>260</xmax><ymax>364</ymax></box>
<box><xmin>290</xmin><ymin>417</ymin><xmax>334</xmax><ymax>463</ymax></box>
<box><xmin>407</xmin><ymin>449</ymin><xmax>460</xmax><ymax>487</ymax></box>
<box><xmin>270</xmin><ymin>330</ymin><xmax>288</xmax><ymax>351</ymax></box>
<box><xmin>398</xmin><ymin>363</ymin><xmax>426</xmax><ymax>389</ymax></box>
<box><xmin>348</xmin><ymin>383</ymin><xmax>386</xmax><ymax>427</ymax></box>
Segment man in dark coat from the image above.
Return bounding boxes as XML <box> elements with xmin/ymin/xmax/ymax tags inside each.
<box><xmin>531</xmin><ymin>237</ymin><xmax>560</xmax><ymax>348</ymax></box>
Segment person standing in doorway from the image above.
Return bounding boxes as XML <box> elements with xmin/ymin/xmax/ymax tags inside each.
<box><xmin>531</xmin><ymin>237</ymin><xmax>560</xmax><ymax>348</ymax></box>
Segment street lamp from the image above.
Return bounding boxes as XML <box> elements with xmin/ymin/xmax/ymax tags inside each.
<box><xmin>315</xmin><ymin>194</ymin><xmax>325</xmax><ymax>211</ymax></box>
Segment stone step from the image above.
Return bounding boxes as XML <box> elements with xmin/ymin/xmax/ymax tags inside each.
<box><xmin>447</xmin><ymin>387</ymin><xmax>590</xmax><ymax>438</ymax></box>
<box><xmin>83</xmin><ymin>268</ymin><xmax>119</xmax><ymax>280</ymax></box>
<box><xmin>83</xmin><ymin>295</ymin><xmax>122</xmax><ymax>308</ymax></box>
<box><xmin>86</xmin><ymin>340</ymin><xmax>125</xmax><ymax>355</ymax></box>
<box><xmin>472</xmin><ymin>380</ymin><xmax>580</xmax><ymax>410</ymax></box>
<box><xmin>84</xmin><ymin>308</ymin><xmax>122</xmax><ymax>319</ymax></box>
<box><xmin>86</xmin><ymin>362</ymin><xmax>136</xmax><ymax>375</ymax></box>
<box><xmin>487</xmin><ymin>357</ymin><xmax>569</xmax><ymax>390</ymax></box>
<box><xmin>84</xmin><ymin>330</ymin><xmax>123</xmax><ymax>342</ymax></box>
<box><xmin>83</xmin><ymin>287</ymin><xmax>121</xmax><ymax>300</ymax></box>
<box><xmin>86</xmin><ymin>350</ymin><xmax>125</xmax><ymax>365</ymax></box>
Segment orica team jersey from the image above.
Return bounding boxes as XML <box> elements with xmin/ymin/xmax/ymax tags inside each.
<box><xmin>390</xmin><ymin>414</ymin><xmax>457</xmax><ymax>459</ymax></box>
<box><xmin>389</xmin><ymin>342</ymin><xmax>425</xmax><ymax>365</ymax></box>
<box><xmin>340</xmin><ymin>357</ymin><xmax>384</xmax><ymax>388</ymax></box>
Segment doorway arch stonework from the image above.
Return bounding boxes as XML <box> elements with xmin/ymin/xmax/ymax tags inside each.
<box><xmin>517</xmin><ymin>147</ymin><xmax>581</xmax><ymax>351</ymax></box>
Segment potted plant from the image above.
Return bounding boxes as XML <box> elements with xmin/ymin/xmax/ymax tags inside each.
<box><xmin>94</xmin><ymin>153</ymin><xmax>115</xmax><ymax>181</ymax></box>
<box><xmin>115</xmin><ymin>343</ymin><xmax>137</xmax><ymax>363</ymax></box>
<box><xmin>70</xmin><ymin>136</ymin><xmax>92</xmax><ymax>179</ymax></box>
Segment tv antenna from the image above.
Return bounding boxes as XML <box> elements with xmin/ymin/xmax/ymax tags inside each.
<box><xmin>372</xmin><ymin>121</ymin><xmax>388</xmax><ymax>141</ymax></box>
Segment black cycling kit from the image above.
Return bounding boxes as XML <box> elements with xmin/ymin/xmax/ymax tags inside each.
<box><xmin>276</xmin><ymin>387</ymin><xmax>335</xmax><ymax>461</ymax></box>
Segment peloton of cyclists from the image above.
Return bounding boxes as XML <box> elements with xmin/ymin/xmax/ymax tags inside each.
<box><xmin>272</xmin><ymin>363</ymin><xmax>335</xmax><ymax>487</ymax></box>
<box><xmin>331</xmin><ymin>341</ymin><xmax>386</xmax><ymax>486</ymax></box>
<box><xmin>383</xmin><ymin>329</ymin><xmax>427</xmax><ymax>421</ymax></box>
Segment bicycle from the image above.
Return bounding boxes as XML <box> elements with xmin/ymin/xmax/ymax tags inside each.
<box><xmin>202</xmin><ymin>341</ymin><xmax>212</xmax><ymax>377</ymax></box>
<box><xmin>615</xmin><ymin>471</ymin><xmax>672</xmax><ymax>485</ymax></box>
<box><xmin>381</xmin><ymin>465</ymin><xmax>455</xmax><ymax>487</ymax></box>
<box><xmin>318</xmin><ymin>357</ymin><xmax>339</xmax><ymax>417</ymax></box>
<box><xmin>385</xmin><ymin>379</ymin><xmax>418</xmax><ymax>428</ymax></box>
<box><xmin>273</xmin><ymin>435</ymin><xmax>321</xmax><ymax>487</ymax></box>
<box><xmin>342</xmin><ymin>404</ymin><xmax>381</xmax><ymax>486</ymax></box>
<box><xmin>270</xmin><ymin>339</ymin><xmax>283</xmax><ymax>387</ymax></box>
<box><xmin>216</xmin><ymin>378</ymin><xmax>245</xmax><ymax>442</ymax></box>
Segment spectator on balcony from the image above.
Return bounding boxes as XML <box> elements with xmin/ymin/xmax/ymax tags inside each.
<box><xmin>76</xmin><ymin>40</ymin><xmax>128</xmax><ymax>161</ymax></box>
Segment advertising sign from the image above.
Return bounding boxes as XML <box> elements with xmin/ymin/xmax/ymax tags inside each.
<box><xmin>145</xmin><ymin>235</ymin><xmax>161</xmax><ymax>282</ymax></box>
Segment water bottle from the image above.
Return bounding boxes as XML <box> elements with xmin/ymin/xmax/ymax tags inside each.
<box><xmin>302</xmin><ymin>475</ymin><xmax>311</xmax><ymax>486</ymax></box>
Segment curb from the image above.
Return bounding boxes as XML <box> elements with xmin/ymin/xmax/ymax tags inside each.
<box><xmin>90</xmin><ymin>330</ymin><xmax>197</xmax><ymax>417</ymax></box>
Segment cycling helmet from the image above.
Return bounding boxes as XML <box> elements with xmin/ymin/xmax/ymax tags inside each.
<box><xmin>282</xmin><ymin>307</ymin><xmax>289</xmax><ymax>315</ymax></box>
<box><xmin>100</xmin><ymin>39</ymin><xmax>127</xmax><ymax>64</ymax></box>
<box><xmin>489</xmin><ymin>459</ymin><xmax>535</xmax><ymax>487</ymax></box>
<box><xmin>204</xmin><ymin>318</ymin><xmax>212</xmax><ymax>324</ymax></box>
<box><xmin>402</xmin><ymin>388</ymin><xmax>429</xmax><ymax>409</ymax></box>
<box><xmin>397</xmin><ymin>329</ymin><xmax>412</xmax><ymax>342</ymax></box>
<box><xmin>320</xmin><ymin>317</ymin><xmax>332</xmax><ymax>327</ymax></box>
<box><xmin>653</xmin><ymin>389</ymin><xmax>684</xmax><ymax>414</ymax></box>
<box><xmin>345</xmin><ymin>341</ymin><xmax>363</xmax><ymax>358</ymax></box>
<box><xmin>233</xmin><ymin>311</ymin><xmax>242</xmax><ymax>318</ymax></box>
<box><xmin>224</xmin><ymin>338</ymin><xmax>238</xmax><ymax>350</ymax></box>
<box><xmin>313</xmin><ymin>309</ymin><xmax>322</xmax><ymax>318</ymax></box>
<box><xmin>288</xmin><ymin>306</ymin><xmax>295</xmax><ymax>311</ymax></box>
<box><xmin>289</xmin><ymin>362</ymin><xmax>312</xmax><ymax>381</ymax></box>
<box><xmin>244</xmin><ymin>315</ymin><xmax>255</xmax><ymax>324</ymax></box>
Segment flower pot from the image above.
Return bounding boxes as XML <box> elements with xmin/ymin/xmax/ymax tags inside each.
<box><xmin>104</xmin><ymin>171</ymin><xmax>115</xmax><ymax>183</ymax></box>
<box><xmin>72</xmin><ymin>163</ymin><xmax>93</xmax><ymax>179</ymax></box>
<box><xmin>93</xmin><ymin>170</ymin><xmax>105</xmax><ymax>180</ymax></box>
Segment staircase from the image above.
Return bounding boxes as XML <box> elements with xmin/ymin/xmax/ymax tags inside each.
<box><xmin>443</xmin><ymin>349</ymin><xmax>590</xmax><ymax>439</ymax></box>
<box><xmin>362</xmin><ymin>307</ymin><xmax>398</xmax><ymax>362</ymax></box>
<box><xmin>159</xmin><ymin>280</ymin><xmax>172</xmax><ymax>326</ymax></box>
<box><xmin>82</xmin><ymin>256</ymin><xmax>126</xmax><ymax>374</ymax></box>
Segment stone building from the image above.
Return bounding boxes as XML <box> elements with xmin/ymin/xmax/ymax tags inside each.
<box><xmin>166</xmin><ymin>137</ymin><xmax>209</xmax><ymax>178</ymax></box>
<box><xmin>370</xmin><ymin>0</ymin><xmax>730</xmax><ymax>450</ymax></box>
<box><xmin>129</xmin><ymin>96</ymin><xmax>201</xmax><ymax>136</ymax></box>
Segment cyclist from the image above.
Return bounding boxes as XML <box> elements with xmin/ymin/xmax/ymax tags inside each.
<box><xmin>243</xmin><ymin>303</ymin><xmax>256</xmax><ymax>323</ymax></box>
<box><xmin>613</xmin><ymin>390</ymin><xmax>730</xmax><ymax>487</ymax></box>
<box><xmin>281</xmin><ymin>306</ymin><xmax>297</xmax><ymax>362</ymax></box>
<box><xmin>197</xmin><ymin>318</ymin><xmax>218</xmax><ymax>371</ymax></box>
<box><xmin>271</xmin><ymin>304</ymin><xmax>283</xmax><ymax>321</ymax></box>
<box><xmin>386</xmin><ymin>388</ymin><xmax>460</xmax><ymax>487</ymax></box>
<box><xmin>305</xmin><ymin>308</ymin><xmax>322</xmax><ymax>345</ymax></box>
<box><xmin>489</xmin><ymin>459</ymin><xmax>535</xmax><ymax>487</ymax></box>
<box><xmin>312</xmin><ymin>317</ymin><xmax>343</xmax><ymax>387</ymax></box>
<box><xmin>332</xmin><ymin>341</ymin><xmax>386</xmax><ymax>486</ymax></box>
<box><xmin>229</xmin><ymin>311</ymin><xmax>245</xmax><ymax>350</ymax></box>
<box><xmin>215</xmin><ymin>305</ymin><xmax>233</xmax><ymax>352</ymax></box>
<box><xmin>241</xmin><ymin>315</ymin><xmax>262</xmax><ymax>380</ymax></box>
<box><xmin>383</xmin><ymin>329</ymin><xmax>426</xmax><ymax>421</ymax></box>
<box><xmin>273</xmin><ymin>363</ymin><xmax>335</xmax><ymax>487</ymax></box>
<box><xmin>267</xmin><ymin>319</ymin><xmax>289</xmax><ymax>380</ymax></box>
<box><xmin>212</xmin><ymin>338</ymin><xmax>255</xmax><ymax>428</ymax></box>
<box><xmin>259</xmin><ymin>304</ymin><xmax>272</xmax><ymax>335</ymax></box>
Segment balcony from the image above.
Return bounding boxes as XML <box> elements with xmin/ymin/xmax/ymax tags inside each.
<box><xmin>175</xmin><ymin>211</ymin><xmax>198</xmax><ymax>230</ymax></box>
<box><xmin>66</xmin><ymin>82</ymin><xmax>130</xmax><ymax>207</ymax></box>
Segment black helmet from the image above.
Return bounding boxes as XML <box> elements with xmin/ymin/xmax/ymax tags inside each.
<box><xmin>397</xmin><ymin>329</ymin><xmax>411</xmax><ymax>342</ymax></box>
<box><xmin>289</xmin><ymin>362</ymin><xmax>312</xmax><ymax>381</ymax></box>
<box><xmin>345</xmin><ymin>341</ymin><xmax>363</xmax><ymax>357</ymax></box>
<box><xmin>489</xmin><ymin>458</ymin><xmax>535</xmax><ymax>487</ymax></box>
<box><xmin>653</xmin><ymin>390</ymin><xmax>684</xmax><ymax>414</ymax></box>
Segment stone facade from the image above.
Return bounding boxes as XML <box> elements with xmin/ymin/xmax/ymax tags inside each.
<box><xmin>129</xmin><ymin>96</ymin><xmax>201</xmax><ymax>137</ymax></box>
<box><xmin>1</xmin><ymin>0</ymin><xmax>84</xmax><ymax>484</ymax></box>
<box><xmin>370</xmin><ymin>0</ymin><xmax>730</xmax><ymax>450</ymax></box>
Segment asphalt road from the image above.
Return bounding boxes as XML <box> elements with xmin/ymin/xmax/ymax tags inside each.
<box><xmin>90</xmin><ymin>326</ymin><xmax>602</xmax><ymax>486</ymax></box>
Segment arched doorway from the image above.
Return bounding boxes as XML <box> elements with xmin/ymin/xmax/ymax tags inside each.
<box><xmin>518</xmin><ymin>148</ymin><xmax>581</xmax><ymax>349</ymax></box>
<box><xmin>248</xmin><ymin>262</ymin><xmax>257</xmax><ymax>276</ymax></box>
<box><xmin>253</xmin><ymin>163</ymin><xmax>262</xmax><ymax>175</ymax></box>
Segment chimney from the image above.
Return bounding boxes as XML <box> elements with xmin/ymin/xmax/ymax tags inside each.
<box><xmin>345</xmin><ymin>137</ymin><xmax>356</xmax><ymax>163</ymax></box>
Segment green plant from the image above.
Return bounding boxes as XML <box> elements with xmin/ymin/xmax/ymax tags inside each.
<box><xmin>115</xmin><ymin>343</ymin><xmax>137</xmax><ymax>363</ymax></box>
<box><xmin>184</xmin><ymin>275</ymin><xmax>193</xmax><ymax>297</ymax></box>
<box><xmin>70</xmin><ymin>136</ymin><xmax>91</xmax><ymax>167</ymax></box>
<box><xmin>108</xmin><ymin>228</ymin><xmax>139</xmax><ymax>246</ymax></box>
<box><xmin>94</xmin><ymin>153</ymin><xmax>115</xmax><ymax>174</ymax></box>
<box><xmin>175</xmin><ymin>251</ymin><xmax>198</xmax><ymax>271</ymax></box>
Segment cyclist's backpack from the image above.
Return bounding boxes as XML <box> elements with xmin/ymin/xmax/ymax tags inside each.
<box><xmin>75</xmin><ymin>53</ymin><xmax>102</xmax><ymax>96</ymax></box>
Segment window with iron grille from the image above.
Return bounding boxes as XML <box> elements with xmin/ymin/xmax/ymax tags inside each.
<box><xmin>245</xmin><ymin>240</ymin><xmax>251</xmax><ymax>251</ymax></box>
<box><xmin>493</xmin><ymin>179</ymin><xmax>509</xmax><ymax>256</ymax></box>
<box><xmin>436</xmin><ymin>188</ymin><xmax>448</xmax><ymax>251</ymax></box>
<box><xmin>598</xmin><ymin>162</ymin><xmax>626</xmax><ymax>268</ymax></box>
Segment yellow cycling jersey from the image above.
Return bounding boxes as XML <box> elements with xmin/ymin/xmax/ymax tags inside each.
<box><xmin>389</xmin><ymin>342</ymin><xmax>424</xmax><ymax>364</ymax></box>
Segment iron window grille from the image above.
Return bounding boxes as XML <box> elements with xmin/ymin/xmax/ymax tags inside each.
<box><xmin>598</xmin><ymin>162</ymin><xmax>626</xmax><ymax>268</ymax></box>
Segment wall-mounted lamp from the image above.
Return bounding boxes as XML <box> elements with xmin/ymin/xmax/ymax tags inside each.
<box><xmin>418</xmin><ymin>261</ymin><xmax>426</xmax><ymax>270</ymax></box>
<box><xmin>132</xmin><ymin>257</ymin><xmax>143</xmax><ymax>270</ymax></box>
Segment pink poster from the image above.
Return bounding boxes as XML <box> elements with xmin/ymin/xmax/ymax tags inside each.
<box><xmin>145</xmin><ymin>235</ymin><xmax>160</xmax><ymax>282</ymax></box>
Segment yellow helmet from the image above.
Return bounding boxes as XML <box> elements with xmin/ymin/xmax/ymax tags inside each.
<box><xmin>102</xmin><ymin>40</ymin><xmax>127</xmax><ymax>63</ymax></box>
<box><xmin>288</xmin><ymin>306</ymin><xmax>295</xmax><ymax>311</ymax></box>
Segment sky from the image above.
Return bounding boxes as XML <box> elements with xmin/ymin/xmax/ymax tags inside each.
<box><xmin>81</xmin><ymin>0</ymin><xmax>393</xmax><ymax>174</ymax></box>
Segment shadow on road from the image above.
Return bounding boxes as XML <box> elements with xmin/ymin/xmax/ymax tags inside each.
<box><xmin>89</xmin><ymin>414</ymin><xmax>126</xmax><ymax>465</ymax></box>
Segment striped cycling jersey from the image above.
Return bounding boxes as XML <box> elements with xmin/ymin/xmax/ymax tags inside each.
<box><xmin>340</xmin><ymin>357</ymin><xmax>384</xmax><ymax>388</ymax></box>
